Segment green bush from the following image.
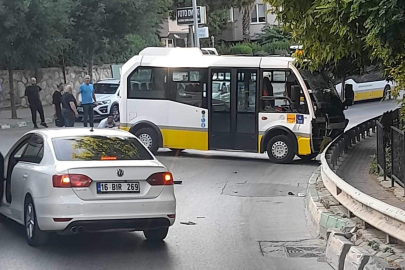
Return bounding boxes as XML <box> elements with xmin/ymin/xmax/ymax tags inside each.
<box><xmin>217</xmin><ymin>42</ymin><xmax>230</xmax><ymax>55</ymax></box>
<box><xmin>262</xmin><ymin>41</ymin><xmax>290</xmax><ymax>55</ymax></box>
<box><xmin>229</xmin><ymin>44</ymin><xmax>253</xmax><ymax>55</ymax></box>
<box><xmin>246</xmin><ymin>42</ymin><xmax>263</xmax><ymax>53</ymax></box>
<box><xmin>253</xmin><ymin>50</ymin><xmax>269</xmax><ymax>56</ymax></box>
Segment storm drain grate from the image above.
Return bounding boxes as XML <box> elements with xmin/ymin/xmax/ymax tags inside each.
<box><xmin>285</xmin><ymin>247</ymin><xmax>325</xmax><ymax>258</ymax></box>
<box><xmin>260</xmin><ymin>240</ymin><xmax>326</xmax><ymax>259</ymax></box>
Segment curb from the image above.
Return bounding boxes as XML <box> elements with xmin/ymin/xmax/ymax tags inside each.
<box><xmin>0</xmin><ymin>118</ymin><xmax>53</xmax><ymax>130</ymax></box>
<box><xmin>306</xmin><ymin>168</ymin><xmax>405</xmax><ymax>270</ymax></box>
<box><xmin>307</xmin><ymin>167</ymin><xmax>356</xmax><ymax>236</ymax></box>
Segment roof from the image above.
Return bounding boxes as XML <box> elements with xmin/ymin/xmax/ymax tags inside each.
<box><xmin>95</xmin><ymin>79</ymin><xmax>120</xmax><ymax>84</ymax></box>
<box><xmin>121</xmin><ymin>48</ymin><xmax>294</xmax><ymax>76</ymax></box>
<box><xmin>32</xmin><ymin>128</ymin><xmax>132</xmax><ymax>140</ymax></box>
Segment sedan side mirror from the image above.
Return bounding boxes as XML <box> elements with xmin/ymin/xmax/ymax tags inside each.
<box><xmin>343</xmin><ymin>83</ymin><xmax>354</xmax><ymax>108</ymax></box>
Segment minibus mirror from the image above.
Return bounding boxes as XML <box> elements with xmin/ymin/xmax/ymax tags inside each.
<box><xmin>290</xmin><ymin>85</ymin><xmax>301</xmax><ymax>109</ymax></box>
<box><xmin>343</xmin><ymin>83</ymin><xmax>354</xmax><ymax>108</ymax></box>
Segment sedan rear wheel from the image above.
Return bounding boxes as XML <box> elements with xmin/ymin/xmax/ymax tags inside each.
<box><xmin>143</xmin><ymin>227</ymin><xmax>169</xmax><ymax>242</ymax></box>
<box><xmin>25</xmin><ymin>198</ymin><xmax>49</xmax><ymax>246</ymax></box>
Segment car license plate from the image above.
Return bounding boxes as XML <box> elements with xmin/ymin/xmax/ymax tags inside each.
<box><xmin>96</xmin><ymin>182</ymin><xmax>140</xmax><ymax>194</ymax></box>
<box><xmin>77</xmin><ymin>107</ymin><xmax>83</xmax><ymax>112</ymax></box>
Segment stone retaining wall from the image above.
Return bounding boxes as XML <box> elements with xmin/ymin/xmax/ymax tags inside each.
<box><xmin>0</xmin><ymin>65</ymin><xmax>112</xmax><ymax>107</ymax></box>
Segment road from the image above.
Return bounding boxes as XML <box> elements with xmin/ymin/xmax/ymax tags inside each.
<box><xmin>0</xmin><ymin>100</ymin><xmax>399</xmax><ymax>270</ymax></box>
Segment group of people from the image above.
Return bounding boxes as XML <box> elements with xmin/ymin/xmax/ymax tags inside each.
<box><xmin>25</xmin><ymin>75</ymin><xmax>115</xmax><ymax>129</ymax></box>
<box><xmin>52</xmin><ymin>75</ymin><xmax>97</xmax><ymax>128</ymax></box>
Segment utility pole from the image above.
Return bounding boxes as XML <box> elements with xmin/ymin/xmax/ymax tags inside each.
<box><xmin>192</xmin><ymin>0</ymin><xmax>200</xmax><ymax>48</ymax></box>
<box><xmin>189</xmin><ymin>25</ymin><xmax>194</xmax><ymax>47</ymax></box>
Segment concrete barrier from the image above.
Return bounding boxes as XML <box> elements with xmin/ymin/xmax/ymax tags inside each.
<box><xmin>344</xmin><ymin>246</ymin><xmax>371</xmax><ymax>270</ymax></box>
<box><xmin>326</xmin><ymin>233</ymin><xmax>353</xmax><ymax>270</ymax></box>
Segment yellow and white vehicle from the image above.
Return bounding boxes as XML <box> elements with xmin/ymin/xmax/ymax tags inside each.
<box><xmin>335</xmin><ymin>72</ymin><xmax>395</xmax><ymax>102</ymax></box>
<box><xmin>119</xmin><ymin>47</ymin><xmax>350</xmax><ymax>163</ymax></box>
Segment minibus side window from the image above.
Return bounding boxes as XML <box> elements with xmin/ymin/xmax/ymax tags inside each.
<box><xmin>127</xmin><ymin>67</ymin><xmax>167</xmax><ymax>99</ymax></box>
<box><xmin>171</xmin><ymin>69</ymin><xmax>207</xmax><ymax>108</ymax></box>
<box><xmin>260</xmin><ymin>70</ymin><xmax>309</xmax><ymax>114</ymax></box>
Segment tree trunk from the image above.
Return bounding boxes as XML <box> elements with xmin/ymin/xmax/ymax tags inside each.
<box><xmin>88</xmin><ymin>49</ymin><xmax>94</xmax><ymax>83</ymax></box>
<box><xmin>8</xmin><ymin>67</ymin><xmax>17</xmax><ymax>119</ymax></box>
<box><xmin>61</xmin><ymin>55</ymin><xmax>67</xmax><ymax>84</ymax></box>
<box><xmin>242</xmin><ymin>6</ymin><xmax>252</xmax><ymax>42</ymax></box>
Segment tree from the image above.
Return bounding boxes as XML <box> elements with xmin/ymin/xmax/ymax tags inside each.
<box><xmin>255</xmin><ymin>25</ymin><xmax>291</xmax><ymax>45</ymax></box>
<box><xmin>69</xmin><ymin>0</ymin><xmax>170</xmax><ymax>79</ymax></box>
<box><xmin>0</xmin><ymin>0</ymin><xmax>70</xmax><ymax>118</ymax></box>
<box><xmin>264</xmin><ymin>0</ymin><xmax>374</xmax><ymax>86</ymax></box>
<box><xmin>232</xmin><ymin>0</ymin><xmax>256</xmax><ymax>42</ymax></box>
<box><xmin>266</xmin><ymin>0</ymin><xmax>405</xmax><ymax>110</ymax></box>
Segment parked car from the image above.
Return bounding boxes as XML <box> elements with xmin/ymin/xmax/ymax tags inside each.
<box><xmin>0</xmin><ymin>129</ymin><xmax>176</xmax><ymax>246</ymax></box>
<box><xmin>77</xmin><ymin>79</ymin><xmax>121</xmax><ymax>122</ymax></box>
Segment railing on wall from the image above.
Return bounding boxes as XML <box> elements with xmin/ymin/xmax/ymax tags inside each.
<box><xmin>375</xmin><ymin>108</ymin><xmax>404</xmax><ymax>193</ymax></box>
<box><xmin>391</xmin><ymin>126</ymin><xmax>405</xmax><ymax>192</ymax></box>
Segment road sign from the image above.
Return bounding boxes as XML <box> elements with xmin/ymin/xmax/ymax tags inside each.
<box><xmin>198</xmin><ymin>27</ymin><xmax>209</xmax><ymax>39</ymax></box>
<box><xmin>177</xmin><ymin>6</ymin><xmax>207</xmax><ymax>25</ymax></box>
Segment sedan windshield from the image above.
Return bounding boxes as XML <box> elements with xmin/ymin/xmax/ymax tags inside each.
<box><xmin>52</xmin><ymin>136</ymin><xmax>153</xmax><ymax>161</ymax></box>
<box><xmin>94</xmin><ymin>84</ymin><xmax>119</xmax><ymax>94</ymax></box>
<box><xmin>299</xmin><ymin>70</ymin><xmax>343</xmax><ymax>113</ymax></box>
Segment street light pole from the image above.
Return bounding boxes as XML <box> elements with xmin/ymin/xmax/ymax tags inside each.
<box><xmin>192</xmin><ymin>0</ymin><xmax>200</xmax><ymax>48</ymax></box>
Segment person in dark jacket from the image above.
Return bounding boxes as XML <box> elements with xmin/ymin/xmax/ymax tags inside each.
<box><xmin>62</xmin><ymin>85</ymin><xmax>79</xmax><ymax>127</ymax></box>
<box><xmin>53</xmin><ymin>83</ymin><xmax>65</xmax><ymax>127</ymax></box>
<box><xmin>24</xmin><ymin>77</ymin><xmax>48</xmax><ymax>128</ymax></box>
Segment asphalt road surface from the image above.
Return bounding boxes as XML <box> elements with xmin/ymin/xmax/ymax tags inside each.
<box><xmin>0</xmin><ymin>100</ymin><xmax>399</xmax><ymax>270</ymax></box>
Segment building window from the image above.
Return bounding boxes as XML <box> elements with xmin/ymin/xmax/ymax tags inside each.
<box><xmin>228</xmin><ymin>7</ymin><xmax>234</xmax><ymax>22</ymax></box>
<box><xmin>251</xmin><ymin>4</ymin><xmax>266</xmax><ymax>23</ymax></box>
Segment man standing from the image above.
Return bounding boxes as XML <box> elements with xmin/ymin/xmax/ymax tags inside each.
<box><xmin>77</xmin><ymin>75</ymin><xmax>97</xmax><ymax>129</ymax></box>
<box><xmin>53</xmin><ymin>83</ymin><xmax>64</xmax><ymax>127</ymax></box>
<box><xmin>24</xmin><ymin>78</ymin><xmax>48</xmax><ymax>128</ymax></box>
<box><xmin>62</xmin><ymin>85</ymin><xmax>78</xmax><ymax>127</ymax></box>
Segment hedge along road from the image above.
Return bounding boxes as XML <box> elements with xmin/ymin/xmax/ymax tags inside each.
<box><xmin>0</xmin><ymin>100</ymin><xmax>399</xmax><ymax>270</ymax></box>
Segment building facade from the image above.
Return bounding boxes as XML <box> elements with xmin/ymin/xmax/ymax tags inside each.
<box><xmin>159</xmin><ymin>0</ymin><xmax>278</xmax><ymax>47</ymax></box>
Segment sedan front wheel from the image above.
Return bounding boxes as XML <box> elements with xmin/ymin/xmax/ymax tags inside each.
<box><xmin>25</xmin><ymin>198</ymin><xmax>49</xmax><ymax>246</ymax></box>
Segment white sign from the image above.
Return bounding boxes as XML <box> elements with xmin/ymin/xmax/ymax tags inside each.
<box><xmin>177</xmin><ymin>6</ymin><xmax>207</xmax><ymax>25</ymax></box>
<box><xmin>198</xmin><ymin>27</ymin><xmax>209</xmax><ymax>39</ymax></box>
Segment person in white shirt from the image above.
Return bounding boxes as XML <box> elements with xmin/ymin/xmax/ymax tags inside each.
<box><xmin>98</xmin><ymin>116</ymin><xmax>116</xmax><ymax>128</ymax></box>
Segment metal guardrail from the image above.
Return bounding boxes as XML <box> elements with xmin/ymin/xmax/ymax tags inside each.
<box><xmin>321</xmin><ymin>114</ymin><xmax>405</xmax><ymax>243</ymax></box>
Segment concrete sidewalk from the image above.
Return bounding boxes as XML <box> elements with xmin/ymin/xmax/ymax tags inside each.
<box><xmin>0</xmin><ymin>105</ymin><xmax>54</xmax><ymax>129</ymax></box>
<box><xmin>336</xmin><ymin>133</ymin><xmax>405</xmax><ymax>211</ymax></box>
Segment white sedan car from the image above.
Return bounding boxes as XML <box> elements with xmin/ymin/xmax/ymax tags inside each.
<box><xmin>0</xmin><ymin>128</ymin><xmax>176</xmax><ymax>246</ymax></box>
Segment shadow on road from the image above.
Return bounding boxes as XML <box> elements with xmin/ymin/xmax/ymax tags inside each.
<box><xmin>156</xmin><ymin>150</ymin><xmax>321</xmax><ymax>167</ymax></box>
<box><xmin>1</xmin><ymin>217</ymin><xmax>174</xmax><ymax>268</ymax></box>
